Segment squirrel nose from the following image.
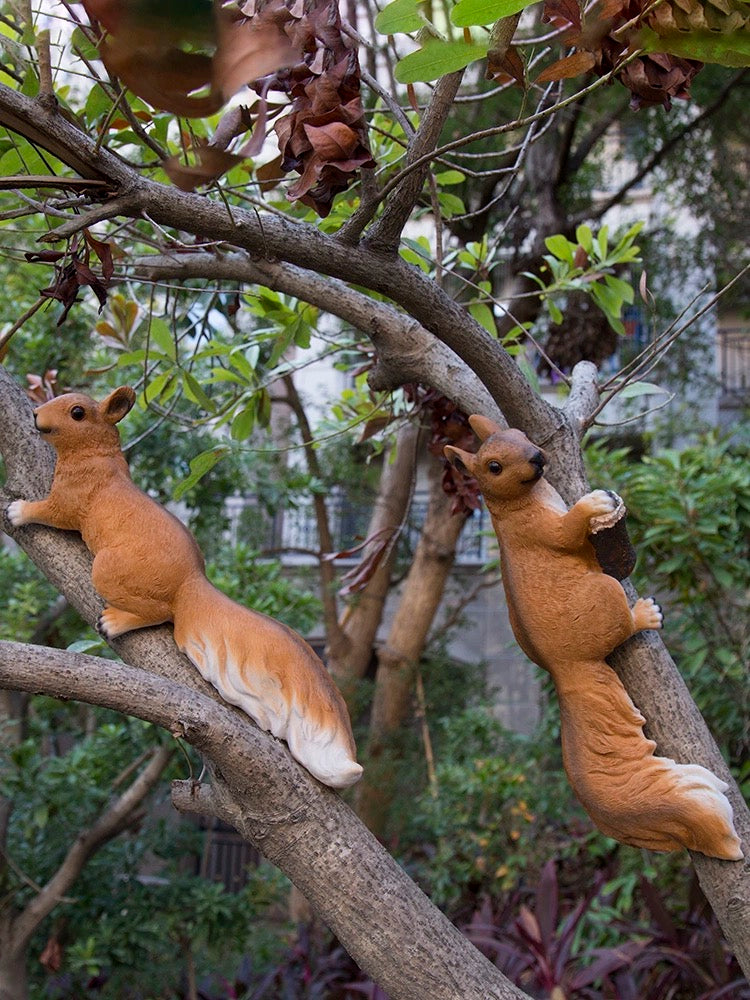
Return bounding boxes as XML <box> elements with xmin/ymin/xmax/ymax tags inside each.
<box><xmin>530</xmin><ymin>450</ymin><xmax>545</xmax><ymax>473</ymax></box>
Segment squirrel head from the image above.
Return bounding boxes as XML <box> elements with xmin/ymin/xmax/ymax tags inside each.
<box><xmin>444</xmin><ymin>415</ymin><xmax>547</xmax><ymax>505</ymax></box>
<box><xmin>33</xmin><ymin>386</ymin><xmax>136</xmax><ymax>454</ymax></box>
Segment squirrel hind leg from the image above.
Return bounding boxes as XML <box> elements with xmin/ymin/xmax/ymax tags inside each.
<box><xmin>98</xmin><ymin>605</ymin><xmax>170</xmax><ymax>639</ymax></box>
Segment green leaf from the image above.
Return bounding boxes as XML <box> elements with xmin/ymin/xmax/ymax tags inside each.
<box><xmin>435</xmin><ymin>169</ymin><xmax>466</xmax><ymax>185</ymax></box>
<box><xmin>590</xmin><ymin>281</ymin><xmax>623</xmax><ymax>318</ymax></box>
<box><xmin>375</xmin><ymin>0</ymin><xmax>424</xmax><ymax>34</ymax></box>
<box><xmin>616</xmin><ymin>380</ymin><xmax>669</xmax><ymax>399</ymax></box>
<box><xmin>438</xmin><ymin>191</ymin><xmax>466</xmax><ymax>217</ymax></box>
<box><xmin>181</xmin><ymin>370</ymin><xmax>216</xmax><ymax>413</ymax></box>
<box><xmin>604</xmin><ymin>273</ymin><xmax>635</xmax><ymax>304</ymax></box>
<box><xmin>544</xmin><ymin>234</ymin><xmax>575</xmax><ymax>264</ymax></box>
<box><xmin>641</xmin><ymin>26</ymin><xmax>750</xmax><ymax>67</ymax></box>
<box><xmin>148</xmin><ymin>318</ymin><xmax>177</xmax><ymax>361</ymax></box>
<box><xmin>174</xmin><ymin>447</ymin><xmax>230</xmax><ymax>501</ymax></box>
<box><xmin>469</xmin><ymin>301</ymin><xmax>498</xmax><ymax>335</ymax></box>
<box><xmin>395</xmin><ymin>37</ymin><xmax>489</xmax><ymax>83</ymax></box>
<box><xmin>575</xmin><ymin>224</ymin><xmax>594</xmax><ymax>253</ymax></box>
<box><xmin>141</xmin><ymin>370</ymin><xmax>177</xmax><ymax>406</ymax></box>
<box><xmin>596</xmin><ymin>224</ymin><xmax>609</xmax><ymax>260</ymax></box>
<box><xmin>451</xmin><ymin>0</ymin><xmax>534</xmax><ymax>26</ymax></box>
<box><xmin>231</xmin><ymin>401</ymin><xmax>257</xmax><ymax>441</ymax></box>
<box><xmin>547</xmin><ymin>299</ymin><xmax>564</xmax><ymax>324</ymax></box>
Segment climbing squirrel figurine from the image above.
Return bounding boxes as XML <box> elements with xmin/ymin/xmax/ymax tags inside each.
<box><xmin>445</xmin><ymin>415</ymin><xmax>742</xmax><ymax>860</ymax></box>
<box><xmin>7</xmin><ymin>386</ymin><xmax>362</xmax><ymax>789</ymax></box>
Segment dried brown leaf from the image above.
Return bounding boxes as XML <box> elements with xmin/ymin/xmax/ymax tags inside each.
<box><xmin>543</xmin><ymin>0</ymin><xmax>583</xmax><ymax>26</ymax></box>
<box><xmin>163</xmin><ymin>145</ymin><xmax>244</xmax><ymax>191</ymax></box>
<box><xmin>212</xmin><ymin>13</ymin><xmax>295</xmax><ymax>103</ymax></box>
<box><xmin>486</xmin><ymin>14</ymin><xmax>524</xmax><ymax>86</ymax></box>
<box><xmin>255</xmin><ymin>154</ymin><xmax>284</xmax><ymax>191</ymax></box>
<box><xmin>536</xmin><ymin>49</ymin><xmax>596</xmax><ymax>81</ymax></box>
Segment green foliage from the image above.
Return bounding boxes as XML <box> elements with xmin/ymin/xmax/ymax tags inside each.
<box><xmin>394</xmin><ymin>37</ymin><xmax>490</xmax><ymax>84</ymax></box>
<box><xmin>207</xmin><ymin>543</ymin><xmax>321</xmax><ymax>634</ymax></box>
<box><xmin>405</xmin><ymin>707</ymin><xmax>581</xmax><ymax>910</ymax></box>
<box><xmin>525</xmin><ymin>223</ymin><xmax>643</xmax><ymax>336</ymax></box>
<box><xmin>0</xmin><ymin>546</ymin><xmax>88</xmax><ymax>647</ymax></box>
<box><xmin>59</xmin><ymin>864</ymin><xmax>286</xmax><ymax>997</ymax></box>
<box><xmin>587</xmin><ymin>433</ymin><xmax>750</xmax><ymax>768</ymax></box>
<box><xmin>2</xmin><ymin>717</ymin><xmax>172</xmax><ymax>899</ymax></box>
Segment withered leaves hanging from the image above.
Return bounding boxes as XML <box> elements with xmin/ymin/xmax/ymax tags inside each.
<box><xmin>26</xmin><ymin>232</ymin><xmax>115</xmax><ymax>326</ymax></box>
<box><xmin>80</xmin><ymin>0</ymin><xmax>295</xmax><ymax>116</ymax></box>
<box><xmin>82</xmin><ymin>0</ymin><xmax>373</xmax><ymax>217</ymax></box>
<box><xmin>535</xmin><ymin>0</ymin><xmax>707</xmax><ymax>109</ymax></box>
<box><xmin>259</xmin><ymin>0</ymin><xmax>375</xmax><ymax>217</ymax></box>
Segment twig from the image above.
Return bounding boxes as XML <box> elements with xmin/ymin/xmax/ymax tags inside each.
<box><xmin>0</xmin><ymin>296</ymin><xmax>47</xmax><ymax>355</ymax></box>
<box><xmin>415</xmin><ymin>671</ymin><xmax>438</xmax><ymax>798</ymax></box>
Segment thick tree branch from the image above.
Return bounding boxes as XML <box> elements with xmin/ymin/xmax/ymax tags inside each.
<box><xmin>0</xmin><ymin>640</ymin><xmax>527</xmax><ymax>1000</ymax></box>
<box><xmin>131</xmin><ymin>252</ymin><xmax>503</xmax><ymax>423</ymax></box>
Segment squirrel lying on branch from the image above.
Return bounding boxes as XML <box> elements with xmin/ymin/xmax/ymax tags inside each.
<box><xmin>7</xmin><ymin>386</ymin><xmax>362</xmax><ymax>790</ymax></box>
<box><xmin>445</xmin><ymin>415</ymin><xmax>742</xmax><ymax>860</ymax></box>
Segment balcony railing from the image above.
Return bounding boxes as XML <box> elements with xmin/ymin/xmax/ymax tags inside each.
<box><xmin>225</xmin><ymin>489</ymin><xmax>494</xmax><ymax>566</ymax></box>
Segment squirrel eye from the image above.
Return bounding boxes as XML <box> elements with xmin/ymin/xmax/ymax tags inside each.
<box><xmin>488</xmin><ymin>460</ymin><xmax>502</xmax><ymax>474</ymax></box>
<box><xmin>70</xmin><ymin>406</ymin><xmax>86</xmax><ymax>421</ymax></box>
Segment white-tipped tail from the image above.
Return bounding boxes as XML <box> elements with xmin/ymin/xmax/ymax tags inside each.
<box><xmin>173</xmin><ymin>580</ymin><xmax>362</xmax><ymax>789</ymax></box>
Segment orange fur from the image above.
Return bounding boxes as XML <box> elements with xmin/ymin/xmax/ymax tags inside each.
<box><xmin>445</xmin><ymin>416</ymin><xmax>742</xmax><ymax>860</ymax></box>
<box><xmin>8</xmin><ymin>387</ymin><xmax>362</xmax><ymax>789</ymax></box>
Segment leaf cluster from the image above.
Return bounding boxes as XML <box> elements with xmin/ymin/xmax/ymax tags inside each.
<box><xmin>587</xmin><ymin>433</ymin><xmax>750</xmax><ymax>769</ymax></box>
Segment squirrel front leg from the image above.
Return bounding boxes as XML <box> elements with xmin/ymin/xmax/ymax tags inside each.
<box><xmin>557</xmin><ymin>490</ymin><xmax>618</xmax><ymax>549</ymax></box>
<box><xmin>6</xmin><ymin>498</ymin><xmax>74</xmax><ymax>530</ymax></box>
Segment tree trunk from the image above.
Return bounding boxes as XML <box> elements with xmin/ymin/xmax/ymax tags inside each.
<box><xmin>329</xmin><ymin>421</ymin><xmax>420</xmax><ymax>706</ymax></box>
<box><xmin>357</xmin><ymin>459</ymin><xmax>468</xmax><ymax>835</ymax></box>
<box><xmin>0</xmin><ymin>930</ymin><xmax>28</xmax><ymax>1000</ymax></box>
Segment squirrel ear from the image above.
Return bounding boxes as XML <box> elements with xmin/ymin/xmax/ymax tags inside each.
<box><xmin>101</xmin><ymin>386</ymin><xmax>136</xmax><ymax>424</ymax></box>
<box><xmin>444</xmin><ymin>444</ymin><xmax>476</xmax><ymax>476</ymax></box>
<box><xmin>469</xmin><ymin>414</ymin><xmax>503</xmax><ymax>441</ymax></box>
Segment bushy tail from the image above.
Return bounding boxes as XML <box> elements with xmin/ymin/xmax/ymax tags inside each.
<box><xmin>173</xmin><ymin>577</ymin><xmax>362</xmax><ymax>789</ymax></box>
<box><xmin>557</xmin><ymin>663</ymin><xmax>743</xmax><ymax>860</ymax></box>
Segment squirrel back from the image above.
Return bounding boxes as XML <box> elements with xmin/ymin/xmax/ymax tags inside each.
<box><xmin>445</xmin><ymin>415</ymin><xmax>742</xmax><ymax>861</ymax></box>
<box><xmin>8</xmin><ymin>387</ymin><xmax>362</xmax><ymax>789</ymax></box>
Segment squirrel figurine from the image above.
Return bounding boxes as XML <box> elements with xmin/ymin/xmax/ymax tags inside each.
<box><xmin>445</xmin><ymin>415</ymin><xmax>742</xmax><ymax>860</ymax></box>
<box><xmin>7</xmin><ymin>386</ymin><xmax>362</xmax><ymax>789</ymax></box>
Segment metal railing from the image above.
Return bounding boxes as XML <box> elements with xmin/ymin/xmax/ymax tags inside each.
<box><xmin>225</xmin><ymin>489</ymin><xmax>494</xmax><ymax>565</ymax></box>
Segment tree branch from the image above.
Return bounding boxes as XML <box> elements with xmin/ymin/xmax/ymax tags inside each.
<box><xmin>9</xmin><ymin>743</ymin><xmax>174</xmax><ymax>955</ymax></box>
<box><xmin>345</xmin><ymin>71</ymin><xmax>464</xmax><ymax>249</ymax></box>
<box><xmin>0</xmin><ymin>639</ymin><xmax>528</xmax><ymax>1000</ymax></box>
<box><xmin>280</xmin><ymin>372</ymin><xmax>347</xmax><ymax>659</ymax></box>
<box><xmin>130</xmin><ymin>252</ymin><xmax>504</xmax><ymax>423</ymax></box>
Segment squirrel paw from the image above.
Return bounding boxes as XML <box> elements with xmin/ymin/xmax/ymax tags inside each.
<box><xmin>581</xmin><ymin>490</ymin><xmax>619</xmax><ymax>519</ymax></box>
<box><xmin>632</xmin><ymin>596</ymin><xmax>663</xmax><ymax>631</ymax></box>
<box><xmin>6</xmin><ymin>500</ymin><xmax>28</xmax><ymax>528</ymax></box>
<box><xmin>97</xmin><ymin>609</ymin><xmax>119</xmax><ymax>640</ymax></box>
